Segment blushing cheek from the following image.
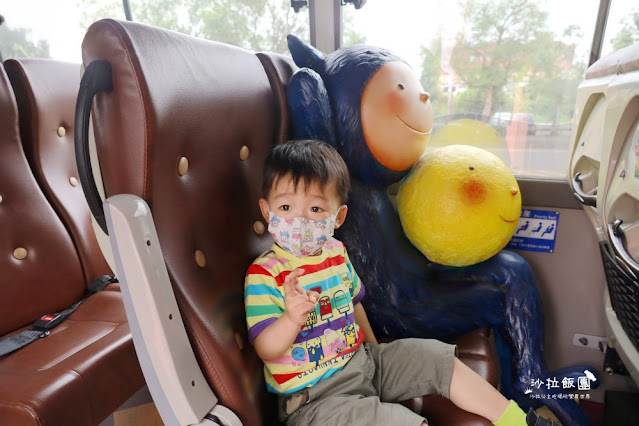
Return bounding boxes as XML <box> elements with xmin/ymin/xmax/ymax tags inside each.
<box><xmin>387</xmin><ymin>92</ymin><xmax>403</xmax><ymax>113</ymax></box>
<box><xmin>462</xmin><ymin>179</ymin><xmax>487</xmax><ymax>204</ymax></box>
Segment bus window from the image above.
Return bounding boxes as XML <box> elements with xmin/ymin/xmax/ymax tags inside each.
<box><xmin>0</xmin><ymin>0</ymin><xmax>125</xmax><ymax>62</ymax></box>
<box><xmin>0</xmin><ymin>0</ymin><xmax>310</xmax><ymax>62</ymax></box>
<box><xmin>129</xmin><ymin>0</ymin><xmax>310</xmax><ymax>54</ymax></box>
<box><xmin>344</xmin><ymin>0</ymin><xmax>601</xmax><ymax>179</ymax></box>
<box><xmin>600</xmin><ymin>1</ymin><xmax>639</xmax><ymax>58</ymax></box>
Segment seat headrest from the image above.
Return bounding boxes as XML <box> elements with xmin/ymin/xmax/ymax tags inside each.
<box><xmin>586</xmin><ymin>41</ymin><xmax>639</xmax><ymax>79</ymax></box>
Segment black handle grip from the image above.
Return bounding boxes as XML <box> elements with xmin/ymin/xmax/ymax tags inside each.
<box><xmin>608</xmin><ymin>219</ymin><xmax>639</xmax><ymax>276</ymax></box>
<box><xmin>74</xmin><ymin>60</ymin><xmax>113</xmax><ymax>235</ymax></box>
<box><xmin>572</xmin><ymin>172</ymin><xmax>597</xmax><ymax>207</ymax></box>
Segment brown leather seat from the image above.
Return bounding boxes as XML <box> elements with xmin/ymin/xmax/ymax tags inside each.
<box><xmin>81</xmin><ymin>19</ymin><xmax>496</xmax><ymax>425</ymax></box>
<box><xmin>4</xmin><ymin>58</ymin><xmax>114</xmax><ymax>285</ymax></box>
<box><xmin>0</xmin><ymin>63</ymin><xmax>143</xmax><ymax>425</ymax></box>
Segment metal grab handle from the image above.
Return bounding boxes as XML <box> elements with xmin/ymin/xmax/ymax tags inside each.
<box><xmin>608</xmin><ymin>220</ymin><xmax>639</xmax><ymax>275</ymax></box>
<box><xmin>572</xmin><ymin>172</ymin><xmax>597</xmax><ymax>207</ymax></box>
<box><xmin>74</xmin><ymin>60</ymin><xmax>113</xmax><ymax>235</ymax></box>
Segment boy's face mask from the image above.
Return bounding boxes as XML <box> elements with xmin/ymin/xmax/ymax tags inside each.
<box><xmin>268</xmin><ymin>210</ymin><xmax>339</xmax><ymax>257</ymax></box>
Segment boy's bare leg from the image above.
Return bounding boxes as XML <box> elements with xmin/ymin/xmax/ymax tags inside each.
<box><xmin>449</xmin><ymin>358</ymin><xmax>510</xmax><ymax>422</ymax></box>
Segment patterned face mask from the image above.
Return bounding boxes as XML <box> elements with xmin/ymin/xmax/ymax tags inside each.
<box><xmin>268</xmin><ymin>210</ymin><xmax>339</xmax><ymax>257</ymax></box>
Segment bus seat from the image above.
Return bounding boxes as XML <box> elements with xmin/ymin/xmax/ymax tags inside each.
<box><xmin>583</xmin><ymin>40</ymin><xmax>639</xmax><ymax>387</ymax></box>
<box><xmin>0</xmin><ymin>63</ymin><xmax>144</xmax><ymax>425</ymax></box>
<box><xmin>567</xmin><ymin>42</ymin><xmax>639</xmax><ymax>235</ymax></box>
<box><xmin>80</xmin><ymin>18</ymin><xmax>495</xmax><ymax>425</ymax></box>
<box><xmin>4</xmin><ymin>58</ymin><xmax>114</xmax><ymax>286</ymax></box>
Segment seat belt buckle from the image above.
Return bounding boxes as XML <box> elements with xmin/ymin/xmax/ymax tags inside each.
<box><xmin>33</xmin><ymin>314</ymin><xmax>64</xmax><ymax>331</ymax></box>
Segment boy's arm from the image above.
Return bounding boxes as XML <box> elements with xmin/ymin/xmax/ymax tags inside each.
<box><xmin>253</xmin><ymin>312</ymin><xmax>305</xmax><ymax>361</ymax></box>
<box><xmin>252</xmin><ymin>269</ymin><xmax>320</xmax><ymax>361</ymax></box>
<box><xmin>354</xmin><ymin>303</ymin><xmax>378</xmax><ymax>345</ymax></box>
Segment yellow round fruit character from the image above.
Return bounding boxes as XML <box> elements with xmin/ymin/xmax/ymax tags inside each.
<box><xmin>397</xmin><ymin>144</ymin><xmax>521</xmax><ymax>267</ymax></box>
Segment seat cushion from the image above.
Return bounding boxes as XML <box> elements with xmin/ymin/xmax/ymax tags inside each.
<box><xmin>0</xmin><ymin>290</ymin><xmax>144</xmax><ymax>426</ymax></box>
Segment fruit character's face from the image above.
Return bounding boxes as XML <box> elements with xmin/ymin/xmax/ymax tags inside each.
<box><xmin>361</xmin><ymin>61</ymin><xmax>433</xmax><ymax>172</ymax></box>
<box><xmin>397</xmin><ymin>144</ymin><xmax>521</xmax><ymax>267</ymax></box>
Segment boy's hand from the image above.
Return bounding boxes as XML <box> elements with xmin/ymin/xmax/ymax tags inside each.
<box><xmin>252</xmin><ymin>269</ymin><xmax>320</xmax><ymax>361</ymax></box>
<box><xmin>282</xmin><ymin>269</ymin><xmax>319</xmax><ymax>327</ymax></box>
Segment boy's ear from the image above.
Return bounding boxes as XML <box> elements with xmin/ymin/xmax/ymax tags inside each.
<box><xmin>258</xmin><ymin>198</ymin><xmax>271</xmax><ymax>223</ymax></box>
<box><xmin>334</xmin><ymin>205</ymin><xmax>348</xmax><ymax>229</ymax></box>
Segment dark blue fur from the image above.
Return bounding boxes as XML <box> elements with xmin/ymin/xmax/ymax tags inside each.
<box><xmin>285</xmin><ymin>34</ymin><xmax>594</xmax><ymax>425</ymax></box>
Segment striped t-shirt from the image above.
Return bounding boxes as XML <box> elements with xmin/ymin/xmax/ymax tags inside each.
<box><xmin>244</xmin><ymin>238</ymin><xmax>365</xmax><ymax>394</ymax></box>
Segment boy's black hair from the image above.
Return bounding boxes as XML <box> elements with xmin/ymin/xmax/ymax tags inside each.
<box><xmin>262</xmin><ymin>140</ymin><xmax>350</xmax><ymax>205</ymax></box>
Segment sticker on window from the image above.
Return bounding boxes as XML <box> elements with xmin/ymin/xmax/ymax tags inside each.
<box><xmin>506</xmin><ymin>209</ymin><xmax>559</xmax><ymax>253</ymax></box>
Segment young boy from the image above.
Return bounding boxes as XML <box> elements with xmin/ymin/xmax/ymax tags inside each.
<box><xmin>245</xmin><ymin>140</ymin><xmax>555</xmax><ymax>425</ymax></box>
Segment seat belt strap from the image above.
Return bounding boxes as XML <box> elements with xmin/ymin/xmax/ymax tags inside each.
<box><xmin>0</xmin><ymin>330</ymin><xmax>44</xmax><ymax>356</ymax></box>
<box><xmin>87</xmin><ymin>274</ymin><xmax>118</xmax><ymax>293</ymax></box>
<box><xmin>0</xmin><ymin>275</ymin><xmax>117</xmax><ymax>357</ymax></box>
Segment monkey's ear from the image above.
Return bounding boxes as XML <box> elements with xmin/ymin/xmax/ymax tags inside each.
<box><xmin>287</xmin><ymin>34</ymin><xmax>325</xmax><ymax>71</ymax></box>
<box><xmin>286</xmin><ymin>68</ymin><xmax>335</xmax><ymax>148</ymax></box>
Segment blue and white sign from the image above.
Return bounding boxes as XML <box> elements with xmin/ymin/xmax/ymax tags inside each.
<box><xmin>506</xmin><ymin>209</ymin><xmax>559</xmax><ymax>253</ymax></box>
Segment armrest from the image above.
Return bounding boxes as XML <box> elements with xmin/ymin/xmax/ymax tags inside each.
<box><xmin>104</xmin><ymin>194</ymin><xmax>241</xmax><ymax>426</ymax></box>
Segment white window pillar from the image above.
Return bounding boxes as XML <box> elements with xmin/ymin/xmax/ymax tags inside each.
<box><xmin>309</xmin><ymin>0</ymin><xmax>343</xmax><ymax>53</ymax></box>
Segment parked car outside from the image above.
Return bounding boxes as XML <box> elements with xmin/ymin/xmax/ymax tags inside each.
<box><xmin>490</xmin><ymin>112</ymin><xmax>536</xmax><ymax>135</ymax></box>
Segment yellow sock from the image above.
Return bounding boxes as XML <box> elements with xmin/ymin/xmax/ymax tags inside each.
<box><xmin>493</xmin><ymin>400</ymin><xmax>527</xmax><ymax>426</ymax></box>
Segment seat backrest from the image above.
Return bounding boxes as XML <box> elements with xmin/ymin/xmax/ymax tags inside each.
<box><xmin>81</xmin><ymin>19</ymin><xmax>294</xmax><ymax>424</ymax></box>
<box><xmin>0</xmin><ymin>64</ymin><xmax>85</xmax><ymax>335</ymax></box>
<box><xmin>586</xmin><ymin>41</ymin><xmax>639</xmax><ymax>79</ymax></box>
<box><xmin>4</xmin><ymin>58</ymin><xmax>112</xmax><ymax>284</ymax></box>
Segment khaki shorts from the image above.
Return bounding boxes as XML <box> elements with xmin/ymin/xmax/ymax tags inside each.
<box><xmin>277</xmin><ymin>338</ymin><xmax>457</xmax><ymax>426</ymax></box>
